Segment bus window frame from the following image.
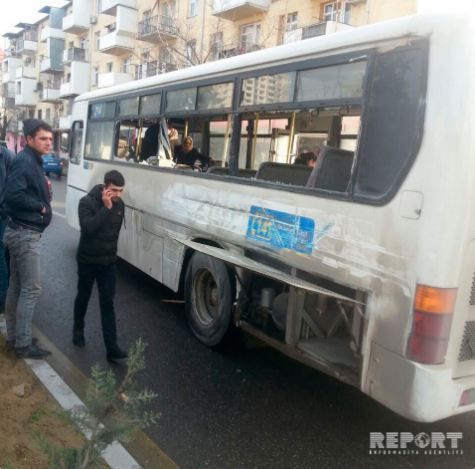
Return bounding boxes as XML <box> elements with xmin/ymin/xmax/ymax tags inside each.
<box><xmin>80</xmin><ymin>41</ymin><xmax>427</xmax><ymax>207</ymax></box>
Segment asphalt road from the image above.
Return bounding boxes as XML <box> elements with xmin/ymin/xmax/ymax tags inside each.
<box><xmin>33</xmin><ymin>177</ymin><xmax>475</xmax><ymax>469</ymax></box>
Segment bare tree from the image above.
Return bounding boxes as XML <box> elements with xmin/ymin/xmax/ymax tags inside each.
<box><xmin>133</xmin><ymin>0</ymin><xmax>280</xmax><ymax>76</ymax></box>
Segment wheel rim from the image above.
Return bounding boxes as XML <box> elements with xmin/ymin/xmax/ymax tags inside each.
<box><xmin>192</xmin><ymin>268</ymin><xmax>219</xmax><ymax>326</ymax></box>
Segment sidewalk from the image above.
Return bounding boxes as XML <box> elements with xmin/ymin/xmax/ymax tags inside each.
<box><xmin>0</xmin><ymin>319</ymin><xmax>177</xmax><ymax>469</ymax></box>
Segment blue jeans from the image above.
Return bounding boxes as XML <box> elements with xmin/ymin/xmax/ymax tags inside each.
<box><xmin>0</xmin><ymin>217</ymin><xmax>8</xmax><ymax>312</ymax></box>
<box><xmin>3</xmin><ymin>225</ymin><xmax>42</xmax><ymax>348</ymax></box>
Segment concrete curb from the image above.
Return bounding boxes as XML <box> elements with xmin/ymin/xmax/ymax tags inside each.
<box><xmin>1</xmin><ymin>319</ymin><xmax>141</xmax><ymax>469</ymax></box>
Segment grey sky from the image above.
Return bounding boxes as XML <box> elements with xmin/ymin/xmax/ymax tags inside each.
<box><xmin>0</xmin><ymin>0</ymin><xmax>66</xmax><ymax>40</ymax></box>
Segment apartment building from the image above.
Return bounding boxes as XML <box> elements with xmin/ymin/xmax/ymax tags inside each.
<box><xmin>1</xmin><ymin>0</ymin><xmax>417</xmax><ymax>152</ymax></box>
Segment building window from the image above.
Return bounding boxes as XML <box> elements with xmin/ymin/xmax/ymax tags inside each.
<box><xmin>323</xmin><ymin>2</ymin><xmax>338</xmax><ymax>22</ymax></box>
<box><xmin>122</xmin><ymin>58</ymin><xmax>130</xmax><ymax>74</ymax></box>
<box><xmin>240</xmin><ymin>23</ymin><xmax>261</xmax><ymax>52</ymax></box>
<box><xmin>45</xmin><ymin>108</ymin><xmax>51</xmax><ymax>122</ymax></box>
<box><xmin>286</xmin><ymin>12</ymin><xmax>298</xmax><ymax>31</ymax></box>
<box><xmin>186</xmin><ymin>40</ymin><xmax>197</xmax><ymax>65</ymax></box>
<box><xmin>95</xmin><ymin>32</ymin><xmax>100</xmax><ymax>50</ymax></box>
<box><xmin>96</xmin><ymin>0</ymin><xmax>102</xmax><ymax>14</ymax></box>
<box><xmin>188</xmin><ymin>0</ymin><xmax>198</xmax><ymax>17</ymax></box>
<box><xmin>38</xmin><ymin>109</ymin><xmax>42</xmax><ymax>120</ymax></box>
<box><xmin>93</xmin><ymin>66</ymin><xmax>99</xmax><ymax>85</ymax></box>
<box><xmin>210</xmin><ymin>32</ymin><xmax>223</xmax><ymax>60</ymax></box>
<box><xmin>107</xmin><ymin>62</ymin><xmax>113</xmax><ymax>73</ymax></box>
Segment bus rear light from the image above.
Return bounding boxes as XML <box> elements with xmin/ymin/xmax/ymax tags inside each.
<box><xmin>460</xmin><ymin>388</ymin><xmax>475</xmax><ymax>406</ymax></box>
<box><xmin>406</xmin><ymin>285</ymin><xmax>457</xmax><ymax>364</ymax></box>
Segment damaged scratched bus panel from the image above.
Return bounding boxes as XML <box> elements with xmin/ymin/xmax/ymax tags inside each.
<box><xmin>65</xmin><ymin>12</ymin><xmax>475</xmax><ymax>422</ymax></box>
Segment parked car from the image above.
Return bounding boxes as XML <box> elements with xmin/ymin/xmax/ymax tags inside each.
<box><xmin>0</xmin><ymin>140</ymin><xmax>7</xmax><ymax>149</ymax></box>
<box><xmin>43</xmin><ymin>153</ymin><xmax>63</xmax><ymax>178</ymax></box>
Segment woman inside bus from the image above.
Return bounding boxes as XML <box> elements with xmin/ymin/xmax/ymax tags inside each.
<box><xmin>173</xmin><ymin>136</ymin><xmax>210</xmax><ymax>171</ymax></box>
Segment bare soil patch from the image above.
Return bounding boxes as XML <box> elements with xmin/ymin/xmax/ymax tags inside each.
<box><xmin>0</xmin><ymin>335</ymin><xmax>85</xmax><ymax>468</ymax></box>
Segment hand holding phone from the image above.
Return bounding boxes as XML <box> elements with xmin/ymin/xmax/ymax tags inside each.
<box><xmin>102</xmin><ymin>187</ymin><xmax>113</xmax><ymax>209</ymax></box>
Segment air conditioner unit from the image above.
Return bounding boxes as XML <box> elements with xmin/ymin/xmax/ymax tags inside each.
<box><xmin>90</xmin><ymin>16</ymin><xmax>98</xmax><ymax>25</ymax></box>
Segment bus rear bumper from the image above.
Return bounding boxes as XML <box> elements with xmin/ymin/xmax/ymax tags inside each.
<box><xmin>366</xmin><ymin>343</ymin><xmax>475</xmax><ymax>422</ymax></box>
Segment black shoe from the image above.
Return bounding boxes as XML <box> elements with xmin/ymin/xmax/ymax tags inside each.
<box><xmin>6</xmin><ymin>337</ymin><xmax>38</xmax><ymax>350</ymax></box>
<box><xmin>106</xmin><ymin>346</ymin><xmax>128</xmax><ymax>362</ymax></box>
<box><xmin>73</xmin><ymin>329</ymin><xmax>85</xmax><ymax>347</ymax></box>
<box><xmin>15</xmin><ymin>344</ymin><xmax>51</xmax><ymax>359</ymax></box>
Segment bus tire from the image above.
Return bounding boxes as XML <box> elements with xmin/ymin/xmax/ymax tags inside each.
<box><xmin>184</xmin><ymin>252</ymin><xmax>235</xmax><ymax>347</ymax></box>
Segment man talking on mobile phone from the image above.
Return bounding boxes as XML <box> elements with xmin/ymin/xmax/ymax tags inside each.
<box><xmin>72</xmin><ymin>170</ymin><xmax>128</xmax><ymax>362</ymax></box>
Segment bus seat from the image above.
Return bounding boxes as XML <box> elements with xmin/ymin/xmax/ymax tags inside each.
<box><xmin>256</xmin><ymin>162</ymin><xmax>312</xmax><ymax>186</ymax></box>
<box><xmin>237</xmin><ymin>168</ymin><xmax>257</xmax><ymax>178</ymax></box>
<box><xmin>207</xmin><ymin>167</ymin><xmax>257</xmax><ymax>178</ymax></box>
<box><xmin>306</xmin><ymin>146</ymin><xmax>354</xmax><ymax>192</ymax></box>
<box><xmin>207</xmin><ymin>166</ymin><xmax>228</xmax><ymax>175</ymax></box>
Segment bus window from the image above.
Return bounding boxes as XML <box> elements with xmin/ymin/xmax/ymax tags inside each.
<box><xmin>60</xmin><ymin>131</ymin><xmax>70</xmax><ymax>154</ymax></box>
<box><xmin>85</xmin><ymin>121</ymin><xmax>115</xmax><ymax>160</ymax></box>
<box><xmin>209</xmin><ymin>117</ymin><xmax>232</xmax><ymax>168</ymax></box>
<box><xmin>238</xmin><ymin>108</ymin><xmax>360</xmax><ymax>188</ymax></box>
<box><xmin>70</xmin><ymin>121</ymin><xmax>83</xmax><ymax>165</ymax></box>
<box><xmin>114</xmin><ymin>121</ymin><xmax>139</xmax><ymax>162</ymax></box>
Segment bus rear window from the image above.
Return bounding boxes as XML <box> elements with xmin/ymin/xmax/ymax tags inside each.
<box><xmin>354</xmin><ymin>44</ymin><xmax>427</xmax><ymax>202</ymax></box>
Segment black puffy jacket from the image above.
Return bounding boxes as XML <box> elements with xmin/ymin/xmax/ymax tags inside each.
<box><xmin>0</xmin><ymin>146</ymin><xmax>12</xmax><ymax>219</ymax></box>
<box><xmin>77</xmin><ymin>184</ymin><xmax>125</xmax><ymax>265</ymax></box>
<box><xmin>4</xmin><ymin>146</ymin><xmax>52</xmax><ymax>232</ymax></box>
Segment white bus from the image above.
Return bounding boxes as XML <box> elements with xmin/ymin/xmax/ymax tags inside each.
<box><xmin>66</xmin><ymin>12</ymin><xmax>475</xmax><ymax>422</ymax></box>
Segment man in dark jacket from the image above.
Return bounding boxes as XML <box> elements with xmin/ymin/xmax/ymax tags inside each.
<box><xmin>0</xmin><ymin>145</ymin><xmax>13</xmax><ymax>314</ymax></box>
<box><xmin>3</xmin><ymin>119</ymin><xmax>53</xmax><ymax>358</ymax></box>
<box><xmin>73</xmin><ymin>170</ymin><xmax>128</xmax><ymax>362</ymax></box>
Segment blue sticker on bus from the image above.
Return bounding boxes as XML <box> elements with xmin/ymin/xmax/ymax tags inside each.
<box><xmin>246</xmin><ymin>205</ymin><xmax>315</xmax><ymax>254</ymax></box>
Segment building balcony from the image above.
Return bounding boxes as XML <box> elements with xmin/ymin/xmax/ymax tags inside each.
<box><xmin>62</xmin><ymin>1</ymin><xmax>91</xmax><ymax>34</ymax></box>
<box><xmin>62</xmin><ymin>47</ymin><xmax>87</xmax><ymax>64</ymax></box>
<box><xmin>16</xmin><ymin>37</ymin><xmax>38</xmax><ymax>54</ymax></box>
<box><xmin>101</xmin><ymin>0</ymin><xmax>136</xmax><ymax>16</ymax></box>
<box><xmin>137</xmin><ymin>15</ymin><xmax>178</xmax><ymax>42</ymax></box>
<box><xmin>135</xmin><ymin>60</ymin><xmax>177</xmax><ymax>79</ymax></box>
<box><xmin>15</xmin><ymin>78</ymin><xmax>38</xmax><ymax>106</ymax></box>
<box><xmin>40</xmin><ymin>58</ymin><xmax>63</xmax><ymax>74</ymax></box>
<box><xmin>98</xmin><ymin>71</ymin><xmax>132</xmax><ymax>88</ymax></box>
<box><xmin>212</xmin><ymin>0</ymin><xmax>269</xmax><ymax>21</ymax></box>
<box><xmin>15</xmin><ymin>66</ymin><xmax>36</xmax><ymax>79</ymax></box>
<box><xmin>2</xmin><ymin>82</ymin><xmax>15</xmax><ymax>98</ymax></box>
<box><xmin>7</xmin><ymin>118</ymin><xmax>19</xmax><ymax>132</ymax></box>
<box><xmin>2</xmin><ymin>58</ymin><xmax>22</xmax><ymax>83</ymax></box>
<box><xmin>40</xmin><ymin>27</ymin><xmax>65</xmax><ymax>42</ymax></box>
<box><xmin>59</xmin><ymin>62</ymin><xmax>90</xmax><ymax>97</ymax></box>
<box><xmin>99</xmin><ymin>31</ymin><xmax>134</xmax><ymax>55</ymax></box>
<box><xmin>283</xmin><ymin>21</ymin><xmax>354</xmax><ymax>44</ymax></box>
<box><xmin>39</xmin><ymin>86</ymin><xmax>61</xmax><ymax>102</ymax></box>
<box><xmin>214</xmin><ymin>42</ymin><xmax>263</xmax><ymax>59</ymax></box>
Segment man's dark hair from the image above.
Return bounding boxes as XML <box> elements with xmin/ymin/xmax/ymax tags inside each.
<box><xmin>294</xmin><ymin>151</ymin><xmax>316</xmax><ymax>166</ymax></box>
<box><xmin>104</xmin><ymin>170</ymin><xmax>125</xmax><ymax>187</ymax></box>
<box><xmin>23</xmin><ymin>119</ymin><xmax>53</xmax><ymax>138</ymax></box>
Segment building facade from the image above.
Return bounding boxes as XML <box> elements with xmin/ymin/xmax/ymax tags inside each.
<box><xmin>1</xmin><ymin>0</ymin><xmax>417</xmax><ymax>153</ymax></box>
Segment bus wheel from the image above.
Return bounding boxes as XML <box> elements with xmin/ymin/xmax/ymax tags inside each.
<box><xmin>185</xmin><ymin>252</ymin><xmax>235</xmax><ymax>346</ymax></box>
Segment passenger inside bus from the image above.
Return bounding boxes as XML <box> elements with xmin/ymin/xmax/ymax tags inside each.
<box><xmin>140</xmin><ymin>124</ymin><xmax>159</xmax><ymax>161</ymax></box>
<box><xmin>116</xmin><ymin>134</ymin><xmax>135</xmax><ymax>162</ymax></box>
<box><xmin>173</xmin><ymin>136</ymin><xmax>210</xmax><ymax>170</ymax></box>
<box><xmin>294</xmin><ymin>151</ymin><xmax>318</xmax><ymax>167</ymax></box>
